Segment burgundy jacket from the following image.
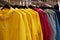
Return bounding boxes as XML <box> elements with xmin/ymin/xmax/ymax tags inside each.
<box><xmin>33</xmin><ymin>8</ymin><xmax>51</xmax><ymax>40</ymax></box>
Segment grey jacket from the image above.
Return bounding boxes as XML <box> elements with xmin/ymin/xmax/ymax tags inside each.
<box><xmin>44</xmin><ymin>9</ymin><xmax>57</xmax><ymax>40</ymax></box>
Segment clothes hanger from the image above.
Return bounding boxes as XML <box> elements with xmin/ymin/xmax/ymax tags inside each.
<box><xmin>30</xmin><ymin>1</ymin><xmax>53</xmax><ymax>9</ymax></box>
<box><xmin>13</xmin><ymin>1</ymin><xmax>27</xmax><ymax>9</ymax></box>
<box><xmin>19</xmin><ymin>4</ymin><xmax>27</xmax><ymax>8</ymax></box>
<box><xmin>28</xmin><ymin>1</ymin><xmax>53</xmax><ymax>9</ymax></box>
<box><xmin>0</xmin><ymin>5</ymin><xmax>3</xmax><ymax>7</ymax></box>
<box><xmin>19</xmin><ymin>1</ymin><xmax>27</xmax><ymax>9</ymax></box>
<box><xmin>10</xmin><ymin>5</ymin><xmax>15</xmax><ymax>8</ymax></box>
<box><xmin>54</xmin><ymin>4</ymin><xmax>59</xmax><ymax>11</ymax></box>
<box><xmin>1</xmin><ymin>3</ymin><xmax>11</xmax><ymax>10</ymax></box>
<box><xmin>29</xmin><ymin>5</ymin><xmax>35</xmax><ymax>8</ymax></box>
<box><xmin>39</xmin><ymin>6</ymin><xmax>54</xmax><ymax>10</ymax></box>
<box><xmin>13</xmin><ymin>5</ymin><xmax>27</xmax><ymax>9</ymax></box>
<box><xmin>0</xmin><ymin>0</ymin><xmax>11</xmax><ymax>10</ymax></box>
<box><xmin>13</xmin><ymin>5</ymin><xmax>19</xmax><ymax>9</ymax></box>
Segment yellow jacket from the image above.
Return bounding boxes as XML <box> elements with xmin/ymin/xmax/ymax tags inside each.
<box><xmin>0</xmin><ymin>8</ymin><xmax>26</xmax><ymax>40</ymax></box>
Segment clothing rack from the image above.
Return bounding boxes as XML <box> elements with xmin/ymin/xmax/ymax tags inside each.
<box><xmin>19</xmin><ymin>1</ymin><xmax>52</xmax><ymax>7</ymax></box>
<box><xmin>0</xmin><ymin>0</ymin><xmax>53</xmax><ymax>7</ymax></box>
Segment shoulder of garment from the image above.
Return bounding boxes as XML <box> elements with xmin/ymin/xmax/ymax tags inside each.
<box><xmin>0</xmin><ymin>7</ymin><xmax>15</xmax><ymax>19</ymax></box>
<box><xmin>25</xmin><ymin>8</ymin><xmax>36</xmax><ymax>17</ymax></box>
<box><xmin>20</xmin><ymin>8</ymin><xmax>32</xmax><ymax>16</ymax></box>
<box><xmin>44</xmin><ymin>9</ymin><xmax>56</xmax><ymax>14</ymax></box>
<box><xmin>15</xmin><ymin>8</ymin><xmax>26</xmax><ymax>16</ymax></box>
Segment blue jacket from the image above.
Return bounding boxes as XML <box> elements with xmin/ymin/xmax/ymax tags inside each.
<box><xmin>53</xmin><ymin>10</ymin><xmax>60</xmax><ymax>40</ymax></box>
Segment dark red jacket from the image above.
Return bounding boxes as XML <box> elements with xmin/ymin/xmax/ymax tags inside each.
<box><xmin>33</xmin><ymin>8</ymin><xmax>51</xmax><ymax>40</ymax></box>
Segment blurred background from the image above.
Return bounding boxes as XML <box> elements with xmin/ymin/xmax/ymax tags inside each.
<box><xmin>1</xmin><ymin>0</ymin><xmax>58</xmax><ymax>6</ymax></box>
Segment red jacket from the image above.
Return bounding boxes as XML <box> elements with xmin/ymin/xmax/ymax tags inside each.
<box><xmin>33</xmin><ymin>8</ymin><xmax>51</xmax><ymax>40</ymax></box>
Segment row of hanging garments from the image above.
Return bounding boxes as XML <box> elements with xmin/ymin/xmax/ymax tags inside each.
<box><xmin>0</xmin><ymin>4</ymin><xmax>60</xmax><ymax>40</ymax></box>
